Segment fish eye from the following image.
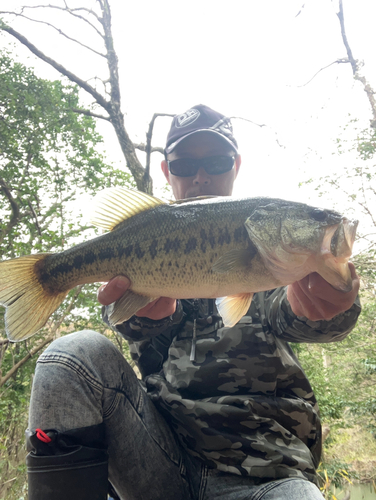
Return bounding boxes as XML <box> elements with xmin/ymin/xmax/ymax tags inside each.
<box><xmin>310</xmin><ymin>208</ymin><xmax>328</xmax><ymax>222</ymax></box>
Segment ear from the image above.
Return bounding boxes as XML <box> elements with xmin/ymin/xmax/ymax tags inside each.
<box><xmin>234</xmin><ymin>154</ymin><xmax>241</xmax><ymax>178</ymax></box>
<box><xmin>161</xmin><ymin>160</ymin><xmax>171</xmax><ymax>184</ymax></box>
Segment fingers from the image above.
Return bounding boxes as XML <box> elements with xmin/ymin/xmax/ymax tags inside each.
<box><xmin>97</xmin><ymin>275</ymin><xmax>176</xmax><ymax>320</ymax></box>
<box><xmin>287</xmin><ymin>279</ymin><xmax>340</xmax><ymax>321</ymax></box>
<box><xmin>287</xmin><ymin>263</ymin><xmax>360</xmax><ymax>321</ymax></box>
<box><xmin>305</xmin><ymin>263</ymin><xmax>359</xmax><ymax>306</ymax></box>
<box><xmin>97</xmin><ymin>276</ymin><xmax>131</xmax><ymax>305</ymax></box>
<box><xmin>136</xmin><ymin>297</ymin><xmax>177</xmax><ymax>320</ymax></box>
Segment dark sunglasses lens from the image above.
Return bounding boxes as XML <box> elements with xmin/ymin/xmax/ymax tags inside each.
<box><xmin>169</xmin><ymin>159</ymin><xmax>198</xmax><ymax>177</ymax></box>
<box><xmin>169</xmin><ymin>156</ymin><xmax>234</xmax><ymax>177</ymax></box>
<box><xmin>205</xmin><ymin>156</ymin><xmax>234</xmax><ymax>175</ymax></box>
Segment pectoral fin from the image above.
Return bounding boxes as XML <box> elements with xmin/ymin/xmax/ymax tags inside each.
<box><xmin>212</xmin><ymin>248</ymin><xmax>255</xmax><ymax>274</ymax></box>
<box><xmin>216</xmin><ymin>293</ymin><xmax>254</xmax><ymax>327</ymax></box>
<box><xmin>108</xmin><ymin>290</ymin><xmax>156</xmax><ymax>325</ymax></box>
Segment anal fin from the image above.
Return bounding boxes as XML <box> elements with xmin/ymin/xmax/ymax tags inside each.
<box><xmin>216</xmin><ymin>293</ymin><xmax>254</xmax><ymax>327</ymax></box>
<box><xmin>108</xmin><ymin>290</ymin><xmax>156</xmax><ymax>325</ymax></box>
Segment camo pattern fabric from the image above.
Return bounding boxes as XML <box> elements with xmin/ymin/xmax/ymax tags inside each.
<box><xmin>104</xmin><ymin>287</ymin><xmax>361</xmax><ymax>485</ymax></box>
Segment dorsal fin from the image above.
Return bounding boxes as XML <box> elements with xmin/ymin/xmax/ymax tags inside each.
<box><xmin>90</xmin><ymin>187</ymin><xmax>166</xmax><ymax>231</ymax></box>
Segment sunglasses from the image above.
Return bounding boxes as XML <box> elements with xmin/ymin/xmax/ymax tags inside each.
<box><xmin>168</xmin><ymin>155</ymin><xmax>235</xmax><ymax>177</ymax></box>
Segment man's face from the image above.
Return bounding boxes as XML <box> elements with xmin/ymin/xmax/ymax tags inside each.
<box><xmin>161</xmin><ymin>133</ymin><xmax>241</xmax><ymax>200</ymax></box>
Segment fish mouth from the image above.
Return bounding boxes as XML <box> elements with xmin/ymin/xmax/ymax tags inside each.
<box><xmin>316</xmin><ymin>217</ymin><xmax>358</xmax><ymax>292</ymax></box>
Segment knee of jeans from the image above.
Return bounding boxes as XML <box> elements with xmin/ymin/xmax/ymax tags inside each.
<box><xmin>41</xmin><ymin>330</ymin><xmax>130</xmax><ymax>372</ymax></box>
<box><xmin>43</xmin><ymin>330</ymin><xmax>114</xmax><ymax>354</ymax></box>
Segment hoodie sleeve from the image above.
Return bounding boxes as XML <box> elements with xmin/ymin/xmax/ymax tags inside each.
<box><xmin>261</xmin><ymin>287</ymin><xmax>361</xmax><ymax>343</ymax></box>
<box><xmin>101</xmin><ymin>300</ymin><xmax>185</xmax><ymax>342</ymax></box>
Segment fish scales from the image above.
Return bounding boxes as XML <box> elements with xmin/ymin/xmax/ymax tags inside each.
<box><xmin>37</xmin><ymin>198</ymin><xmax>270</xmax><ymax>299</ymax></box>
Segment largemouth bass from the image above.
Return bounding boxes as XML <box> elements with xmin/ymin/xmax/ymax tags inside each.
<box><xmin>0</xmin><ymin>187</ymin><xmax>358</xmax><ymax>342</ymax></box>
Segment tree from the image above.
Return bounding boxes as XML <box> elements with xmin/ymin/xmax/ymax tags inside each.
<box><xmin>0</xmin><ymin>0</ymin><xmax>173</xmax><ymax>195</ymax></box>
<box><xmin>0</xmin><ymin>48</ymin><xmax>132</xmax><ymax>498</ymax></box>
<box><xmin>292</xmin><ymin>1</ymin><xmax>376</xmax><ymax>484</ymax></box>
<box><xmin>295</xmin><ymin>110</ymin><xmax>376</xmax><ymax>490</ymax></box>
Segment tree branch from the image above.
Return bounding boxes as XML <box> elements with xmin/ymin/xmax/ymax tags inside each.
<box><xmin>1</xmin><ymin>2</ymin><xmax>154</xmax><ymax>194</ymax></box>
<box><xmin>336</xmin><ymin>1</ymin><xmax>357</xmax><ymax>74</ymax></box>
<box><xmin>145</xmin><ymin>113</ymin><xmax>175</xmax><ymax>179</ymax></box>
<box><xmin>0</xmin><ymin>21</ymin><xmax>110</xmax><ymax>112</ymax></box>
<box><xmin>71</xmin><ymin>107</ymin><xmax>111</xmax><ymax>121</ymax></box>
<box><xmin>28</xmin><ymin>201</ymin><xmax>42</xmax><ymax>237</ymax></box>
<box><xmin>230</xmin><ymin>116</ymin><xmax>285</xmax><ymax>148</ymax></box>
<box><xmin>134</xmin><ymin>143</ymin><xmax>164</xmax><ymax>155</ymax></box>
<box><xmin>297</xmin><ymin>59</ymin><xmax>350</xmax><ymax>87</ymax></box>
<box><xmin>229</xmin><ymin>116</ymin><xmax>266</xmax><ymax>128</ymax></box>
<box><xmin>51</xmin><ymin>285</ymin><xmax>84</xmax><ymax>332</ymax></box>
<box><xmin>337</xmin><ymin>0</ymin><xmax>376</xmax><ymax>127</ymax></box>
<box><xmin>0</xmin><ymin>335</ymin><xmax>54</xmax><ymax>387</ymax></box>
<box><xmin>0</xmin><ymin>286</ymin><xmax>84</xmax><ymax>387</ymax></box>
<box><xmin>0</xmin><ymin>11</ymin><xmax>106</xmax><ymax>57</ymax></box>
<box><xmin>0</xmin><ymin>177</ymin><xmax>20</xmax><ymax>245</ymax></box>
<box><xmin>8</xmin><ymin>3</ymin><xmax>104</xmax><ymax>37</ymax></box>
<box><xmin>97</xmin><ymin>0</ymin><xmax>149</xmax><ymax>193</ymax></box>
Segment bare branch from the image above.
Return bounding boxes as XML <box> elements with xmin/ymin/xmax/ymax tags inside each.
<box><xmin>337</xmin><ymin>0</ymin><xmax>376</xmax><ymax>127</ymax></box>
<box><xmin>28</xmin><ymin>201</ymin><xmax>42</xmax><ymax>237</ymax></box>
<box><xmin>145</xmin><ymin>113</ymin><xmax>175</xmax><ymax>179</ymax></box>
<box><xmin>71</xmin><ymin>107</ymin><xmax>111</xmax><ymax>121</ymax></box>
<box><xmin>336</xmin><ymin>1</ymin><xmax>357</xmax><ymax>74</ymax></box>
<box><xmin>52</xmin><ymin>286</ymin><xmax>84</xmax><ymax>332</ymax></box>
<box><xmin>0</xmin><ymin>335</ymin><xmax>54</xmax><ymax>387</ymax></box>
<box><xmin>0</xmin><ymin>177</ymin><xmax>20</xmax><ymax>245</ymax></box>
<box><xmin>97</xmin><ymin>0</ymin><xmax>105</xmax><ymax>11</ymax></box>
<box><xmin>0</xmin><ymin>286</ymin><xmax>84</xmax><ymax>387</ymax></box>
<box><xmin>1</xmin><ymin>2</ymin><xmax>151</xmax><ymax>193</ymax></box>
<box><xmin>358</xmin><ymin>167</ymin><xmax>376</xmax><ymax>228</ymax></box>
<box><xmin>60</xmin><ymin>6</ymin><xmax>101</xmax><ymax>23</ymax></box>
<box><xmin>295</xmin><ymin>3</ymin><xmax>305</xmax><ymax>18</ymax></box>
<box><xmin>134</xmin><ymin>143</ymin><xmax>164</xmax><ymax>155</ymax></box>
<box><xmin>0</xmin><ymin>11</ymin><xmax>106</xmax><ymax>57</ymax></box>
<box><xmin>296</xmin><ymin>59</ymin><xmax>349</xmax><ymax>87</ymax></box>
<box><xmin>230</xmin><ymin>116</ymin><xmax>285</xmax><ymax>148</ymax></box>
<box><xmin>97</xmin><ymin>0</ymin><xmax>148</xmax><ymax>192</ymax></box>
<box><xmin>229</xmin><ymin>116</ymin><xmax>266</xmax><ymax>128</ymax></box>
<box><xmin>0</xmin><ymin>21</ymin><xmax>110</xmax><ymax>112</ymax></box>
<box><xmin>5</xmin><ymin>3</ymin><xmax>104</xmax><ymax>37</ymax></box>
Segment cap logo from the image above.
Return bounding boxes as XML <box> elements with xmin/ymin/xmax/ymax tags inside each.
<box><xmin>176</xmin><ymin>109</ymin><xmax>200</xmax><ymax>128</ymax></box>
<box><xmin>211</xmin><ymin>118</ymin><xmax>233</xmax><ymax>139</ymax></box>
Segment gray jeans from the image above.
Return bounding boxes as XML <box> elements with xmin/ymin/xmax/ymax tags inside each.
<box><xmin>28</xmin><ymin>331</ymin><xmax>324</xmax><ymax>500</ymax></box>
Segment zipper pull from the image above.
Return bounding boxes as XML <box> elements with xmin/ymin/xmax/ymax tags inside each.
<box><xmin>190</xmin><ymin>299</ymin><xmax>199</xmax><ymax>362</ymax></box>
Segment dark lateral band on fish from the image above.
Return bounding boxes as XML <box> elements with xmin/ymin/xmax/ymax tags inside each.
<box><xmin>0</xmin><ymin>187</ymin><xmax>358</xmax><ymax>342</ymax></box>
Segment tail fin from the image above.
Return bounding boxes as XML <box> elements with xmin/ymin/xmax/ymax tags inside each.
<box><xmin>0</xmin><ymin>254</ymin><xmax>68</xmax><ymax>342</ymax></box>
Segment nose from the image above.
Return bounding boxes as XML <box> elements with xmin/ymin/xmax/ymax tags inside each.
<box><xmin>193</xmin><ymin>167</ymin><xmax>211</xmax><ymax>185</ymax></box>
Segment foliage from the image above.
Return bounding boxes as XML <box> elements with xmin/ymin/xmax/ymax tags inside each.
<box><xmin>295</xmin><ymin>121</ymin><xmax>376</xmax><ymax>486</ymax></box>
<box><xmin>317</xmin><ymin>458</ymin><xmax>355</xmax><ymax>500</ymax></box>
<box><xmin>0</xmin><ymin>47</ymin><xmax>134</xmax><ymax>258</ymax></box>
<box><xmin>1</xmin><ymin>0</ymin><xmax>157</xmax><ymax>194</ymax></box>
<box><xmin>0</xmin><ymin>48</ymin><xmax>133</xmax><ymax>499</ymax></box>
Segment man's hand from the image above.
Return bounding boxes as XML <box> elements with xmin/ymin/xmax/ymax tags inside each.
<box><xmin>287</xmin><ymin>263</ymin><xmax>360</xmax><ymax>321</ymax></box>
<box><xmin>97</xmin><ymin>276</ymin><xmax>176</xmax><ymax>320</ymax></box>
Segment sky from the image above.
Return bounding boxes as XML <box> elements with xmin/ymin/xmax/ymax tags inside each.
<box><xmin>1</xmin><ymin>0</ymin><xmax>375</xmax><ymax>251</ymax></box>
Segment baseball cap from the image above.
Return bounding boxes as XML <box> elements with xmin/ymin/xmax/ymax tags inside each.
<box><xmin>164</xmin><ymin>104</ymin><xmax>238</xmax><ymax>155</ymax></box>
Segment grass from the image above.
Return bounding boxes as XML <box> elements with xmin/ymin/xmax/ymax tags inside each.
<box><xmin>324</xmin><ymin>423</ymin><xmax>376</xmax><ymax>481</ymax></box>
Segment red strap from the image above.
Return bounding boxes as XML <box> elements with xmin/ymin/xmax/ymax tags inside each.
<box><xmin>35</xmin><ymin>428</ymin><xmax>52</xmax><ymax>443</ymax></box>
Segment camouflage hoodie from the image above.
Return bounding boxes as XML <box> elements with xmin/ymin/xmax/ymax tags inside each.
<box><xmin>104</xmin><ymin>287</ymin><xmax>361</xmax><ymax>485</ymax></box>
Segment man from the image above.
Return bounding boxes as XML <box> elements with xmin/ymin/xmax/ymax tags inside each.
<box><xmin>27</xmin><ymin>105</ymin><xmax>360</xmax><ymax>499</ymax></box>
